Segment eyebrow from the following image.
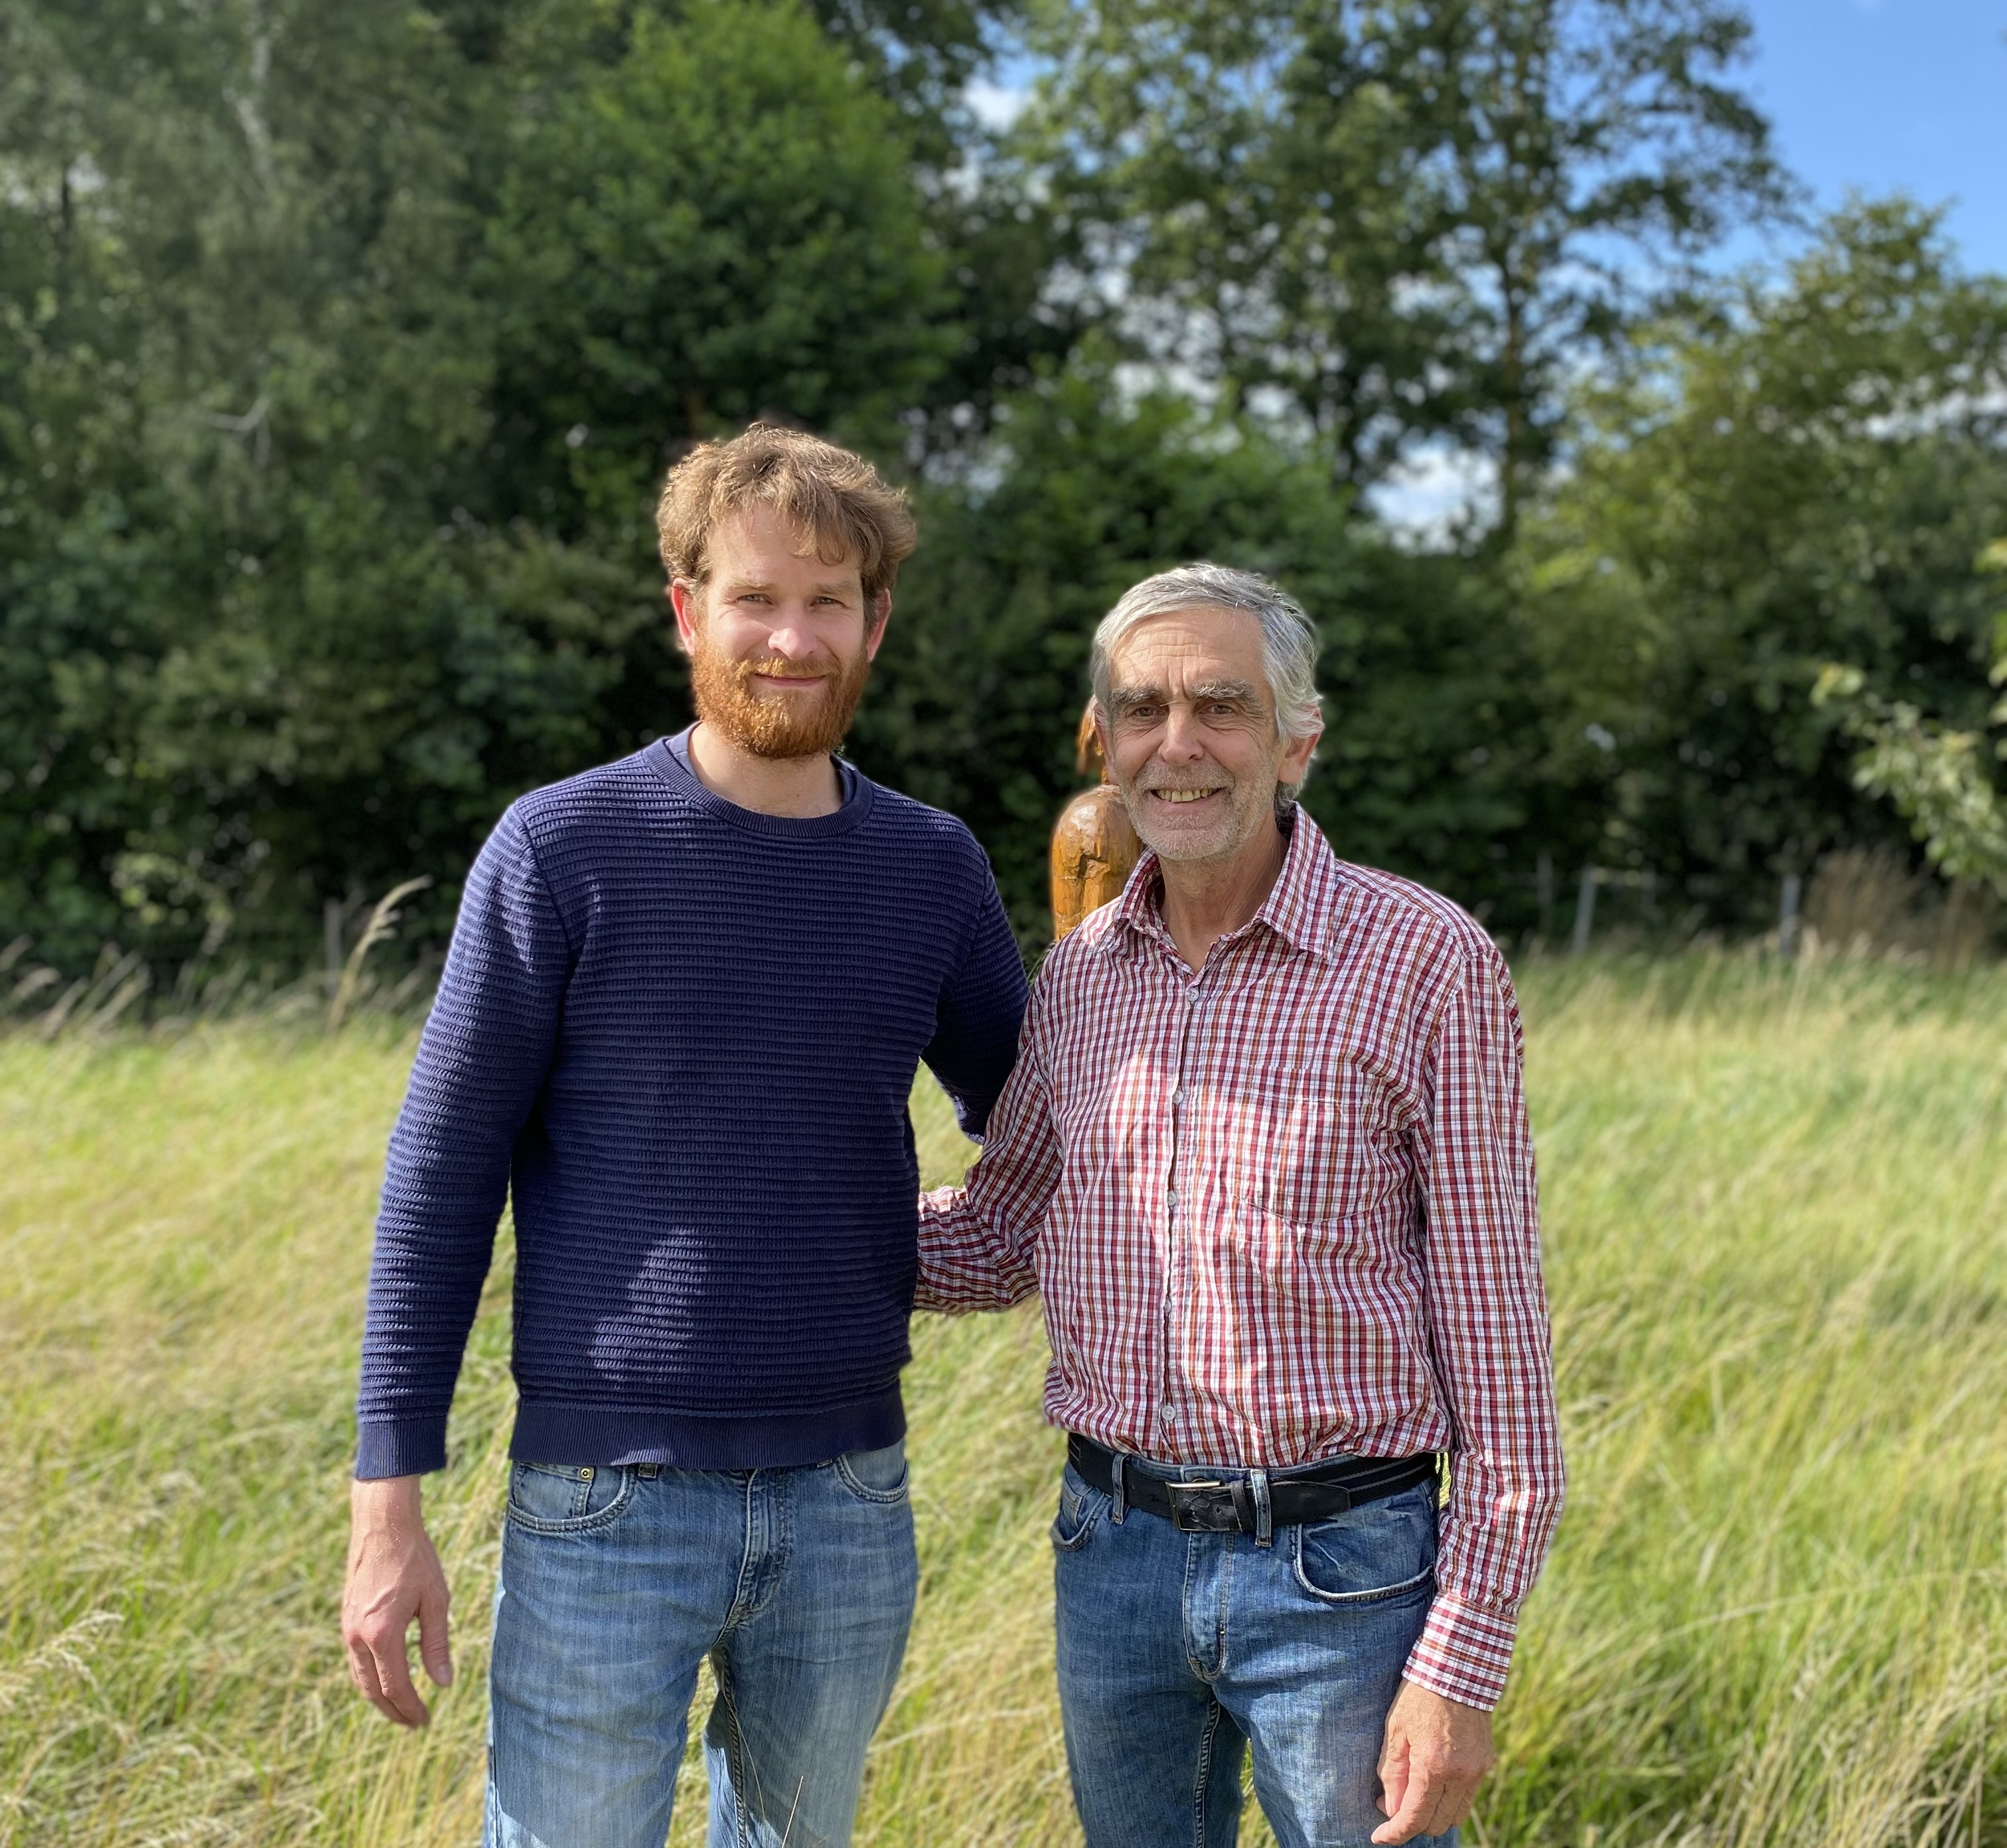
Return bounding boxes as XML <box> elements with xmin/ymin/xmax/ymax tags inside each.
<box><xmin>1107</xmin><ymin>678</ymin><xmax>1261</xmax><ymax>710</ymax></box>
<box><xmin>719</xmin><ymin>575</ymin><xmax>859</xmax><ymax>598</ymax></box>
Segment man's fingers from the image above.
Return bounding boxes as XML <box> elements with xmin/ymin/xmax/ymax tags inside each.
<box><xmin>1373</xmin><ymin>1761</ymin><xmax>1483</xmax><ymax>1845</ymax></box>
<box><xmin>417</xmin><ymin>1579</ymin><xmax>454</xmax><ymax>1689</ymax></box>
<box><xmin>1370</xmin><ymin>1764</ymin><xmax>1436</xmax><ymax>1847</ymax></box>
<box><xmin>344</xmin><ymin>1617</ymin><xmax>429</xmax><ymax>1726</ymax></box>
<box><xmin>346</xmin><ymin>1634</ymin><xmax>415</xmax><ymax>1727</ymax></box>
<box><xmin>1416</xmin><ymin>1774</ymin><xmax>1461</xmax><ymax>1841</ymax></box>
<box><xmin>362</xmin><ymin>1625</ymin><xmax>432</xmax><ymax>1727</ymax></box>
<box><xmin>1429</xmin><ymin>1770</ymin><xmax>1483</xmax><ymax>1834</ymax></box>
<box><xmin>1375</xmin><ymin>1734</ymin><xmax>1411</xmax><ymax>1820</ymax></box>
<box><xmin>346</xmin><ymin>1634</ymin><xmax>384</xmax><ymax>1703</ymax></box>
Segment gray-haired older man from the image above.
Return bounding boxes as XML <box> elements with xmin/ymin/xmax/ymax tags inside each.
<box><xmin>917</xmin><ymin>565</ymin><xmax>1564</xmax><ymax>1848</ymax></box>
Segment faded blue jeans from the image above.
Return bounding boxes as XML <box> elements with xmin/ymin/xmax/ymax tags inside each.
<box><xmin>484</xmin><ymin>1442</ymin><xmax>917</xmax><ymax>1848</ymax></box>
<box><xmin>1053</xmin><ymin>1456</ymin><xmax>1454</xmax><ymax>1848</ymax></box>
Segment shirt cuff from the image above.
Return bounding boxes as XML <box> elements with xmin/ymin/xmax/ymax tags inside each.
<box><xmin>355</xmin><ymin>1417</ymin><xmax>449</xmax><ymax>1480</ymax></box>
<box><xmin>1402</xmin><ymin>1592</ymin><xmax>1519</xmax><ymax>1711</ymax></box>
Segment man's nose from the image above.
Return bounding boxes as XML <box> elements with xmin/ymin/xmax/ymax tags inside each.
<box><xmin>763</xmin><ymin>616</ymin><xmax>820</xmax><ymax>660</ymax></box>
<box><xmin>1157</xmin><ymin>703</ymin><xmax>1207</xmax><ymax>761</ymax></box>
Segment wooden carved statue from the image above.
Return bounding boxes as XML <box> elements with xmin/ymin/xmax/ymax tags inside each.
<box><xmin>1050</xmin><ymin>701</ymin><xmax>1142</xmax><ymax>940</ymax></box>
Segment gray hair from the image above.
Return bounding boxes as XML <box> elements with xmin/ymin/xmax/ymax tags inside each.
<box><xmin>1089</xmin><ymin>562</ymin><xmax>1323</xmax><ymax>807</ymax></box>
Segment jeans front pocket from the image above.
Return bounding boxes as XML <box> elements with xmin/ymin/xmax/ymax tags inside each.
<box><xmin>1292</xmin><ymin>1481</ymin><xmax>1438</xmax><ymax>1605</ymax></box>
<box><xmin>506</xmin><ymin>1461</ymin><xmax>637</xmax><ymax>1535</ymax></box>
<box><xmin>833</xmin><ymin>1440</ymin><xmax>910</xmax><ymax>1504</ymax></box>
<box><xmin>1051</xmin><ymin>1464</ymin><xmax>1105</xmax><ymax>1553</ymax></box>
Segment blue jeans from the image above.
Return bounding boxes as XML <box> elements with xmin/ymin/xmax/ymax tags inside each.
<box><xmin>1053</xmin><ymin>1458</ymin><xmax>1454</xmax><ymax>1848</ymax></box>
<box><xmin>484</xmin><ymin>1442</ymin><xmax>918</xmax><ymax>1848</ymax></box>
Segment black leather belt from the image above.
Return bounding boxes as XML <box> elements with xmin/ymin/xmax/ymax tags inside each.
<box><xmin>1067</xmin><ymin>1434</ymin><xmax>1438</xmax><ymax>1535</ymax></box>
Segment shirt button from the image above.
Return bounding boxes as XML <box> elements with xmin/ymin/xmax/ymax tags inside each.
<box><xmin>1159</xmin><ymin>1406</ymin><xmax>1175</xmax><ymax>1427</ymax></box>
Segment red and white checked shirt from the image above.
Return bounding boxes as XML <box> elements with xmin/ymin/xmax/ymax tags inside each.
<box><xmin>917</xmin><ymin>813</ymin><xmax>1564</xmax><ymax>1709</ymax></box>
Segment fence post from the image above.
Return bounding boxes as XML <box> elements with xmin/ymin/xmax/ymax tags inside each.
<box><xmin>1572</xmin><ymin>866</ymin><xmax>1599</xmax><ymax>956</ymax></box>
<box><xmin>1778</xmin><ymin>872</ymin><xmax>1802</xmax><ymax>959</ymax></box>
<box><xmin>323</xmin><ymin>899</ymin><xmax>344</xmax><ymax>996</ymax></box>
<box><xmin>1535</xmin><ymin>852</ymin><xmax>1554</xmax><ymax>939</ymax></box>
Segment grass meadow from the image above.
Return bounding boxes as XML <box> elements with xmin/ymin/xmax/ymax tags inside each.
<box><xmin>2</xmin><ymin>956</ymin><xmax>2004</xmax><ymax>1845</ymax></box>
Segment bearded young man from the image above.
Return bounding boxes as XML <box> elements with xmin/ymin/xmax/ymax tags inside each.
<box><xmin>340</xmin><ymin>425</ymin><xmax>1027</xmax><ymax>1848</ymax></box>
<box><xmin>918</xmin><ymin>565</ymin><xmax>1564</xmax><ymax>1848</ymax></box>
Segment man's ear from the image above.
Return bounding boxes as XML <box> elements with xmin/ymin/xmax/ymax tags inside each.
<box><xmin>668</xmin><ymin>579</ymin><xmax>703</xmax><ymax>657</ymax></box>
<box><xmin>1279</xmin><ymin>722</ymin><xmax>1321</xmax><ymax>789</ymax></box>
<box><xmin>863</xmin><ymin>589</ymin><xmax>893</xmax><ymax>661</ymax></box>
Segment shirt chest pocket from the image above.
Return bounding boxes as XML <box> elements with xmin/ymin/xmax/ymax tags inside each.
<box><xmin>1207</xmin><ymin>1065</ymin><xmax>1402</xmax><ymax>1223</ymax></box>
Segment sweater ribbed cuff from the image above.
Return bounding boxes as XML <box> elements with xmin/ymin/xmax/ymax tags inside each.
<box><xmin>355</xmin><ymin>1417</ymin><xmax>449</xmax><ymax>1480</ymax></box>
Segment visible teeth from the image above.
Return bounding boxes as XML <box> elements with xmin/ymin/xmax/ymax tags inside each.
<box><xmin>1155</xmin><ymin>789</ymin><xmax>1217</xmax><ymax>803</ymax></box>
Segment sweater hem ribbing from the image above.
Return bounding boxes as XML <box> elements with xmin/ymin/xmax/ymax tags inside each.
<box><xmin>508</xmin><ymin>1387</ymin><xmax>907</xmax><ymax>1470</ymax></box>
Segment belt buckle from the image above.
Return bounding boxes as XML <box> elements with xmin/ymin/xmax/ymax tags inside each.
<box><xmin>1163</xmin><ymin>1480</ymin><xmax>1236</xmax><ymax>1533</ymax></box>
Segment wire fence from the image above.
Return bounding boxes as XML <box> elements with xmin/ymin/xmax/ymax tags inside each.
<box><xmin>5</xmin><ymin>844</ymin><xmax>1998</xmax><ymax>1046</ymax></box>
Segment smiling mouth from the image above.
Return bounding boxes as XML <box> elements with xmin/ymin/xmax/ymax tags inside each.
<box><xmin>1148</xmin><ymin>788</ymin><xmax>1225</xmax><ymax>805</ymax></box>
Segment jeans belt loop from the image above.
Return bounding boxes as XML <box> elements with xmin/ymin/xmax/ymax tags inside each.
<box><xmin>1250</xmin><ymin>1468</ymin><xmax>1274</xmax><ymax>1548</ymax></box>
<box><xmin>1110</xmin><ymin>1452</ymin><xmax>1127</xmax><ymax>1525</ymax></box>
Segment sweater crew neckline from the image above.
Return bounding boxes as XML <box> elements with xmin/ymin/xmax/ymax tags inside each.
<box><xmin>648</xmin><ymin>728</ymin><xmax>875</xmax><ymax>839</ymax></box>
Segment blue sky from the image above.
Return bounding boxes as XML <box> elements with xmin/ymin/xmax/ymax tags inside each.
<box><xmin>1738</xmin><ymin>0</ymin><xmax>2007</xmax><ymax>274</ymax></box>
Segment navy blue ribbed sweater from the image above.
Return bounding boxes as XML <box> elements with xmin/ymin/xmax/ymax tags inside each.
<box><xmin>354</xmin><ymin>732</ymin><xmax>1027</xmax><ymax>1480</ymax></box>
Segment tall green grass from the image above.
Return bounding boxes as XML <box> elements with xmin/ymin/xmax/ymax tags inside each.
<box><xmin>1</xmin><ymin>957</ymin><xmax>2002</xmax><ymax>1845</ymax></box>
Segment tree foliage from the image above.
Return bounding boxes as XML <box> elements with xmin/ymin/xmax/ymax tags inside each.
<box><xmin>1813</xmin><ymin>538</ymin><xmax>2007</xmax><ymax>896</ymax></box>
<box><xmin>1514</xmin><ymin>201</ymin><xmax>2007</xmax><ymax>921</ymax></box>
<box><xmin>1</xmin><ymin>0</ymin><xmax>978</xmax><ymax>971</ymax></box>
<box><xmin>1015</xmin><ymin>0</ymin><xmax>1785</xmax><ymax>521</ymax></box>
<box><xmin>4</xmin><ymin>0</ymin><xmax>2002</xmax><ymax>981</ymax></box>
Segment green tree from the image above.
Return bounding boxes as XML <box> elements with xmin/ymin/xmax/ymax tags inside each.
<box><xmin>1515</xmin><ymin>201</ymin><xmax>2007</xmax><ymax>923</ymax></box>
<box><xmin>1017</xmin><ymin>0</ymin><xmax>1785</xmax><ymax>526</ymax></box>
<box><xmin>483</xmin><ymin>0</ymin><xmax>959</xmax><ymax>529</ymax></box>
<box><xmin>2</xmin><ymin>0</ymin><xmax>486</xmax><ymax>963</ymax></box>
<box><xmin>1813</xmin><ymin>539</ymin><xmax>2007</xmax><ymax>896</ymax></box>
<box><xmin>0</xmin><ymin>0</ymin><xmax>956</xmax><ymax>976</ymax></box>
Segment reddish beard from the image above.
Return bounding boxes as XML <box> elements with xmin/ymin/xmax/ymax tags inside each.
<box><xmin>688</xmin><ymin>639</ymin><xmax>874</xmax><ymax>760</ymax></box>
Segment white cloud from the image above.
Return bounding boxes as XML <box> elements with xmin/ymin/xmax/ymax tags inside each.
<box><xmin>1365</xmin><ymin>445</ymin><xmax>1501</xmax><ymax>549</ymax></box>
<box><xmin>964</xmin><ymin>79</ymin><xmax>1031</xmax><ymax>129</ymax></box>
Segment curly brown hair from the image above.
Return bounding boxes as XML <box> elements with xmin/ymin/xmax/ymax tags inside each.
<box><xmin>655</xmin><ymin>424</ymin><xmax>918</xmax><ymax>602</ymax></box>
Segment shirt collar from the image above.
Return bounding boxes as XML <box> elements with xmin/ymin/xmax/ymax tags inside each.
<box><xmin>1104</xmin><ymin>807</ymin><xmax>1343</xmax><ymax>964</ymax></box>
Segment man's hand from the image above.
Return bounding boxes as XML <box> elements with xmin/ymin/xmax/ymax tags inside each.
<box><xmin>1371</xmin><ymin>1679</ymin><xmax>1496</xmax><ymax>1844</ymax></box>
<box><xmin>342</xmin><ymin>1475</ymin><xmax>453</xmax><ymax>1727</ymax></box>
